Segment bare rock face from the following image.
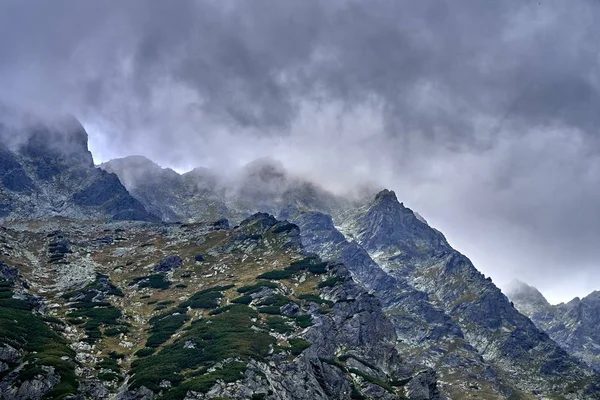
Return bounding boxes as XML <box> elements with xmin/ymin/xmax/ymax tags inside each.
<box><xmin>0</xmin><ymin>116</ymin><xmax>156</xmax><ymax>222</ymax></box>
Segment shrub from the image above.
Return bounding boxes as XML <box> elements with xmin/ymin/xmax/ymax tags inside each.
<box><xmin>288</xmin><ymin>338</ymin><xmax>311</xmax><ymax>355</ymax></box>
<box><xmin>237</xmin><ymin>281</ymin><xmax>277</xmax><ymax>294</ymax></box>
<box><xmin>179</xmin><ymin>285</ymin><xmax>233</xmax><ymax>309</ymax></box>
<box><xmin>318</xmin><ymin>277</ymin><xmax>343</xmax><ymax>288</ymax></box>
<box><xmin>134</xmin><ymin>348</ymin><xmax>155</xmax><ymax>357</ymax></box>
<box><xmin>266</xmin><ymin>316</ymin><xmax>294</xmax><ymax>334</ymax></box>
<box><xmin>298</xmin><ymin>294</ymin><xmax>334</xmax><ymax>307</ymax></box>
<box><xmin>256</xmin><ymin>270</ymin><xmax>294</xmax><ymax>280</ymax></box>
<box><xmin>293</xmin><ymin>314</ymin><xmax>313</xmax><ymax>328</ymax></box>
<box><xmin>146</xmin><ymin>312</ymin><xmax>190</xmax><ymax>347</ymax></box>
<box><xmin>231</xmin><ymin>295</ymin><xmax>252</xmax><ymax>305</ymax></box>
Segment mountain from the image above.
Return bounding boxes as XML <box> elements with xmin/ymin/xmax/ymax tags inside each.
<box><xmin>2</xmin><ymin>132</ymin><xmax>600</xmax><ymax>399</ymax></box>
<box><xmin>0</xmin><ymin>215</ymin><xmax>438</xmax><ymax>400</ymax></box>
<box><xmin>507</xmin><ymin>280</ymin><xmax>600</xmax><ymax>372</ymax></box>
<box><xmin>99</xmin><ymin>154</ymin><xmax>600</xmax><ymax>399</ymax></box>
<box><xmin>283</xmin><ymin>190</ymin><xmax>600</xmax><ymax>399</ymax></box>
<box><xmin>100</xmin><ymin>156</ymin><xmax>348</xmax><ymax>224</ymax></box>
<box><xmin>0</xmin><ymin>117</ymin><xmax>156</xmax><ymax>222</ymax></box>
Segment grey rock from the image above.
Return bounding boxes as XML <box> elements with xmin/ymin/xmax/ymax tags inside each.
<box><xmin>154</xmin><ymin>255</ymin><xmax>183</xmax><ymax>272</ymax></box>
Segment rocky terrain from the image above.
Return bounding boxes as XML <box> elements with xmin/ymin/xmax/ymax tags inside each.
<box><xmin>1</xmin><ymin>116</ymin><xmax>600</xmax><ymax>399</ymax></box>
<box><xmin>0</xmin><ymin>214</ymin><xmax>438</xmax><ymax>399</ymax></box>
<box><xmin>507</xmin><ymin>280</ymin><xmax>600</xmax><ymax>373</ymax></box>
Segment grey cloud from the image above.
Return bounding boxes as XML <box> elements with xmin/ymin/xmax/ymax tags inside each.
<box><xmin>1</xmin><ymin>0</ymin><xmax>600</xmax><ymax>302</ymax></box>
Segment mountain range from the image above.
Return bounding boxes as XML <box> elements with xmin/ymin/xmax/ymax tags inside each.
<box><xmin>1</xmin><ymin>117</ymin><xmax>599</xmax><ymax>400</ymax></box>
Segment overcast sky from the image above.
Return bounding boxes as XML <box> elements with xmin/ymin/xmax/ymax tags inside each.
<box><xmin>2</xmin><ymin>0</ymin><xmax>600</xmax><ymax>303</ymax></box>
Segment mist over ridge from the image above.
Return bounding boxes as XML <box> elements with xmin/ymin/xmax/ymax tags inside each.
<box><xmin>3</xmin><ymin>0</ymin><xmax>600</xmax><ymax>303</ymax></box>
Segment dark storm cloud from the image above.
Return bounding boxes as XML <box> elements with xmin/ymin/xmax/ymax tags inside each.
<box><xmin>1</xmin><ymin>0</ymin><xmax>600</xmax><ymax>302</ymax></box>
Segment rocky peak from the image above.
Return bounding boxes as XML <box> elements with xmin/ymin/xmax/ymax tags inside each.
<box><xmin>374</xmin><ymin>188</ymin><xmax>399</xmax><ymax>204</ymax></box>
<box><xmin>242</xmin><ymin>157</ymin><xmax>287</xmax><ymax>182</ymax></box>
<box><xmin>353</xmin><ymin>190</ymin><xmax>450</xmax><ymax>260</ymax></box>
<box><xmin>17</xmin><ymin>116</ymin><xmax>93</xmax><ymax>169</ymax></box>
<box><xmin>505</xmin><ymin>280</ymin><xmax>553</xmax><ymax>317</ymax></box>
<box><xmin>0</xmin><ymin>117</ymin><xmax>156</xmax><ymax>222</ymax></box>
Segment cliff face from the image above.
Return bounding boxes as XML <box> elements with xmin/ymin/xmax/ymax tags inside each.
<box><xmin>0</xmin><ymin>118</ymin><xmax>156</xmax><ymax>222</ymax></box>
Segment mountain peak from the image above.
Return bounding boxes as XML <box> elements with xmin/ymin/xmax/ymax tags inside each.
<box><xmin>374</xmin><ymin>188</ymin><xmax>400</xmax><ymax>204</ymax></box>
<box><xmin>505</xmin><ymin>280</ymin><xmax>552</xmax><ymax>316</ymax></box>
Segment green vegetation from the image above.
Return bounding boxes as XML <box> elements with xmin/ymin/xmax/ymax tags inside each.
<box><xmin>130</xmin><ymin>304</ymin><xmax>275</xmax><ymax>398</ymax></box>
<box><xmin>0</xmin><ymin>280</ymin><xmax>77</xmax><ymax>399</ymax></box>
<box><xmin>271</xmin><ymin>222</ymin><xmax>297</xmax><ymax>234</ymax></box>
<box><xmin>349</xmin><ymin>368</ymin><xmax>395</xmax><ymax>393</ymax></box>
<box><xmin>256</xmin><ymin>256</ymin><xmax>329</xmax><ymax>281</ymax></box>
<box><xmin>208</xmin><ymin>305</ymin><xmax>234</xmax><ymax>315</ymax></box>
<box><xmin>293</xmin><ymin>314</ymin><xmax>313</xmax><ymax>328</ymax></box>
<box><xmin>231</xmin><ymin>295</ymin><xmax>253</xmax><ymax>305</ymax></box>
<box><xmin>257</xmin><ymin>295</ymin><xmax>292</xmax><ymax>308</ymax></box>
<box><xmin>134</xmin><ymin>347</ymin><xmax>155</xmax><ymax>357</ymax></box>
<box><xmin>66</xmin><ymin>293</ymin><xmax>124</xmax><ymax>343</ymax></box>
<box><xmin>298</xmin><ymin>293</ymin><xmax>334</xmax><ymax>307</ymax></box>
<box><xmin>256</xmin><ymin>269</ymin><xmax>294</xmax><ymax>280</ymax></box>
<box><xmin>318</xmin><ymin>277</ymin><xmax>344</xmax><ymax>288</ymax></box>
<box><xmin>179</xmin><ymin>285</ymin><xmax>233</xmax><ymax>309</ymax></box>
<box><xmin>237</xmin><ymin>281</ymin><xmax>278</xmax><ymax>294</ymax></box>
<box><xmin>258</xmin><ymin>306</ymin><xmax>282</xmax><ymax>315</ymax></box>
<box><xmin>286</xmin><ymin>338</ymin><xmax>312</xmax><ymax>355</ymax></box>
<box><xmin>146</xmin><ymin>312</ymin><xmax>190</xmax><ymax>347</ymax></box>
<box><xmin>131</xmin><ymin>274</ymin><xmax>171</xmax><ymax>290</ymax></box>
<box><xmin>266</xmin><ymin>316</ymin><xmax>294</xmax><ymax>334</ymax></box>
<box><xmin>162</xmin><ymin>361</ymin><xmax>248</xmax><ymax>400</ymax></box>
<box><xmin>97</xmin><ymin>357</ymin><xmax>123</xmax><ymax>382</ymax></box>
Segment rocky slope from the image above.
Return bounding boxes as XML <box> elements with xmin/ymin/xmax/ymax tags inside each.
<box><xmin>0</xmin><ymin>214</ymin><xmax>438</xmax><ymax>399</ymax></box>
<box><xmin>98</xmin><ymin>153</ymin><xmax>600</xmax><ymax>399</ymax></box>
<box><xmin>0</xmin><ymin>117</ymin><xmax>156</xmax><ymax>222</ymax></box>
<box><xmin>507</xmin><ymin>280</ymin><xmax>600</xmax><ymax>372</ymax></box>
<box><xmin>330</xmin><ymin>190</ymin><xmax>599</xmax><ymax>399</ymax></box>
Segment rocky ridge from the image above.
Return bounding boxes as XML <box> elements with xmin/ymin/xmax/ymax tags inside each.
<box><xmin>507</xmin><ymin>280</ymin><xmax>600</xmax><ymax>372</ymax></box>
